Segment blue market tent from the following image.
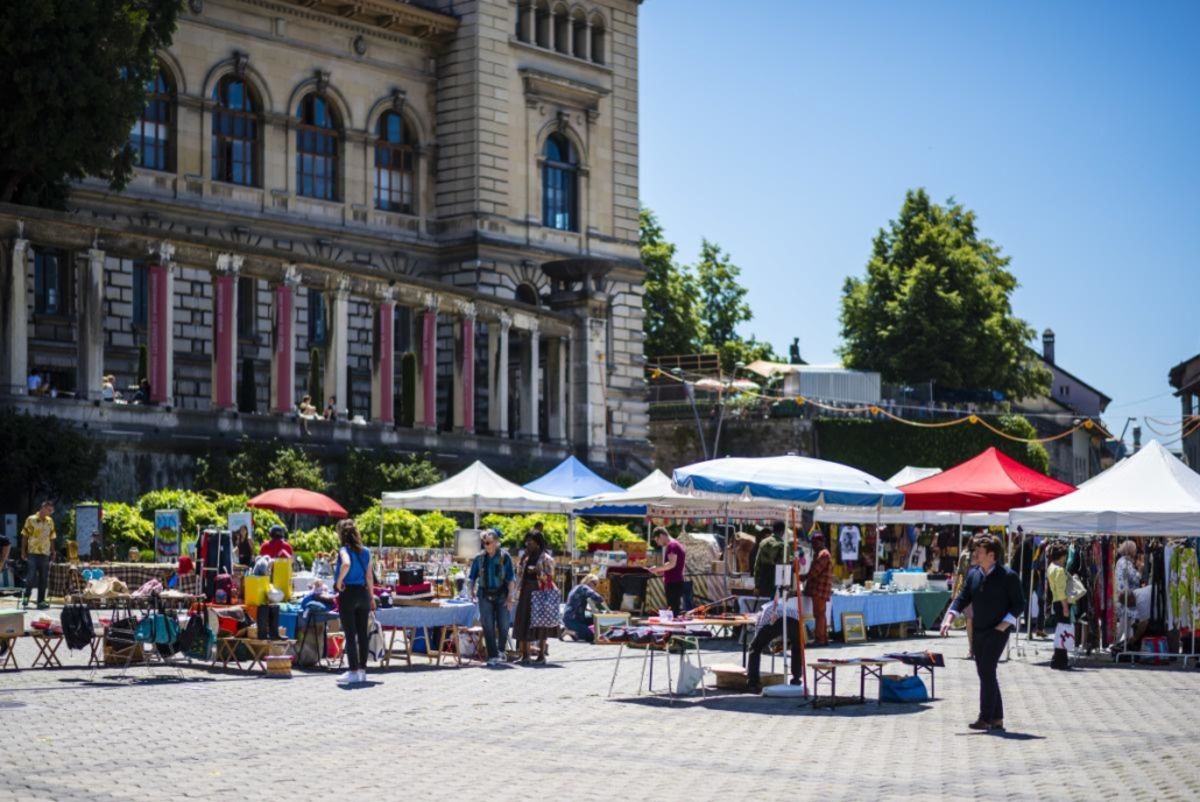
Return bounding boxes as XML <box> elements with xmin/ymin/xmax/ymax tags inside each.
<box><xmin>523</xmin><ymin>455</ymin><xmax>623</xmax><ymax>499</ymax></box>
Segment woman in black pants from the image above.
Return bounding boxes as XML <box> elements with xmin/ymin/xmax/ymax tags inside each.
<box><xmin>334</xmin><ymin>519</ymin><xmax>375</xmax><ymax>685</ymax></box>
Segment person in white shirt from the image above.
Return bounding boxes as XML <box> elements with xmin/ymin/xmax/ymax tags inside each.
<box><xmin>745</xmin><ymin>595</ymin><xmax>804</xmax><ymax>693</ymax></box>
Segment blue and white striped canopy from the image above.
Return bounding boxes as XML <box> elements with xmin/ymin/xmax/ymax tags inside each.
<box><xmin>672</xmin><ymin>455</ymin><xmax>904</xmax><ymax>510</ymax></box>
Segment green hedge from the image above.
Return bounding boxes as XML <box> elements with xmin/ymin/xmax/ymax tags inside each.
<box><xmin>814</xmin><ymin>414</ymin><xmax>1051</xmax><ymax>479</ymax></box>
<box><xmin>64</xmin><ymin>501</ymin><xmax>154</xmax><ymax>556</ymax></box>
<box><xmin>479</xmin><ymin>514</ymin><xmax>638</xmax><ymax>552</ymax></box>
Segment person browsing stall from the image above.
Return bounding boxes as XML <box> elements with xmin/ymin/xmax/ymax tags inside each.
<box><xmin>20</xmin><ymin>500</ymin><xmax>56</xmax><ymax>610</ymax></box>
<box><xmin>1046</xmin><ymin>542</ymin><xmax>1073</xmax><ymax>671</ymax></box>
<box><xmin>753</xmin><ymin>522</ymin><xmax>786</xmax><ymax>600</ymax></box>
<box><xmin>334</xmin><ymin>519</ymin><xmax>375</xmax><ymax>685</ymax></box>
<box><xmin>511</xmin><ymin>529</ymin><xmax>558</xmax><ymax>663</ymax></box>
<box><xmin>940</xmin><ymin>533</ymin><xmax>1024</xmax><ymax>732</ymax></box>
<box><xmin>745</xmin><ymin>595</ymin><xmax>804</xmax><ymax>694</ymax></box>
<box><xmin>804</xmin><ymin>532</ymin><xmax>833</xmax><ymax>646</ymax></box>
<box><xmin>259</xmin><ymin>525</ymin><xmax>294</xmax><ymax>559</ymax></box>
<box><xmin>469</xmin><ymin>529</ymin><xmax>516</xmax><ymax>665</ymax></box>
<box><xmin>562</xmin><ymin>572</ymin><xmax>609</xmax><ymax>643</ymax></box>
<box><xmin>649</xmin><ymin>527</ymin><xmax>687</xmax><ymax>616</ymax></box>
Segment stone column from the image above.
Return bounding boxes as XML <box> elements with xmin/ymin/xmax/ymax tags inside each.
<box><xmin>518</xmin><ymin>1</ymin><xmax>533</xmax><ymax>41</ymax></box>
<box><xmin>147</xmin><ymin>242</ymin><xmax>176</xmax><ymax>405</ymax></box>
<box><xmin>452</xmin><ymin>301</ymin><xmax>476</xmax><ymax>433</ymax></box>
<box><xmin>75</xmin><ymin>247</ymin><xmax>107</xmax><ymax>402</ymax></box>
<box><xmin>488</xmin><ymin>313</ymin><xmax>511</xmax><ymax>436</ymax></box>
<box><xmin>372</xmin><ymin>290</ymin><xmax>396</xmax><ymax>424</ymax></box>
<box><xmin>521</xmin><ymin>321</ymin><xmax>540</xmax><ymax>439</ymax></box>
<box><xmin>420</xmin><ymin>300</ymin><xmax>437</xmax><ymax>430</ymax></box>
<box><xmin>270</xmin><ymin>265</ymin><xmax>299</xmax><ymax>414</ymax></box>
<box><xmin>551</xmin><ymin>336</ymin><xmax>568</xmax><ymax>442</ymax></box>
<box><xmin>212</xmin><ymin>253</ymin><xmax>242</xmax><ymax>410</ymax></box>
<box><xmin>324</xmin><ymin>274</ymin><xmax>350</xmax><ymax>417</ymax></box>
<box><xmin>2</xmin><ymin>237</ymin><xmax>29</xmax><ymax>395</ymax></box>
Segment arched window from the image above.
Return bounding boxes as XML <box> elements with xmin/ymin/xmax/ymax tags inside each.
<box><xmin>296</xmin><ymin>94</ymin><xmax>340</xmax><ymax>201</ymax></box>
<box><xmin>590</xmin><ymin>14</ymin><xmax>606</xmax><ymax>64</ymax></box>
<box><xmin>553</xmin><ymin>5</ymin><xmax>570</xmax><ymax>54</ymax></box>
<box><xmin>131</xmin><ymin>68</ymin><xmax>173</xmax><ymax>171</ymax></box>
<box><xmin>375</xmin><ymin>111</ymin><xmax>416</xmax><ymax>214</ymax></box>
<box><xmin>515</xmin><ymin>283</ymin><xmax>540</xmax><ymax>306</ymax></box>
<box><xmin>571</xmin><ymin>10</ymin><xmax>588</xmax><ymax>59</ymax></box>
<box><xmin>515</xmin><ymin>1</ymin><xmax>532</xmax><ymax>42</ymax></box>
<box><xmin>535</xmin><ymin>1</ymin><xmax>550</xmax><ymax>48</ymax></box>
<box><xmin>212</xmin><ymin>76</ymin><xmax>259</xmax><ymax>186</ymax></box>
<box><xmin>542</xmin><ymin>133</ymin><xmax>577</xmax><ymax>231</ymax></box>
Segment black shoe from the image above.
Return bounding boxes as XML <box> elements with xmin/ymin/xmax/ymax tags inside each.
<box><xmin>968</xmin><ymin>719</ymin><xmax>992</xmax><ymax>731</ymax></box>
<box><xmin>990</xmin><ymin>720</ymin><xmax>1005</xmax><ymax>731</ymax></box>
<box><xmin>789</xmin><ymin>678</ymin><xmax>803</xmax><ymax>686</ymax></box>
<box><xmin>745</xmin><ymin>683</ymin><xmax>762</xmax><ymax>694</ymax></box>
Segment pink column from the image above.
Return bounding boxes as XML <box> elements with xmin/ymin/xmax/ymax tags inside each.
<box><xmin>422</xmin><ymin>307</ymin><xmax>437</xmax><ymax>429</ymax></box>
<box><xmin>147</xmin><ymin>263</ymin><xmax>172</xmax><ymax>404</ymax></box>
<box><xmin>272</xmin><ymin>281</ymin><xmax>295</xmax><ymax>414</ymax></box>
<box><xmin>462</xmin><ymin>315</ymin><xmax>475</xmax><ymax>433</ymax></box>
<box><xmin>374</xmin><ymin>300</ymin><xmax>395</xmax><ymax>424</ymax></box>
<box><xmin>212</xmin><ymin>272</ymin><xmax>236</xmax><ymax>409</ymax></box>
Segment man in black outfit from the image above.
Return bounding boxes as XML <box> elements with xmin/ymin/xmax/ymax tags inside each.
<box><xmin>941</xmin><ymin>533</ymin><xmax>1024</xmax><ymax>731</ymax></box>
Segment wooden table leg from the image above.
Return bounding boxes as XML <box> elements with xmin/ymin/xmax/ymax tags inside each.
<box><xmin>0</xmin><ymin>636</ymin><xmax>17</xmax><ymax>670</ymax></box>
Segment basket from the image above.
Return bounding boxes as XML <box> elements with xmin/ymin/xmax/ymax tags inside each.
<box><xmin>265</xmin><ymin>655</ymin><xmax>292</xmax><ymax>677</ymax></box>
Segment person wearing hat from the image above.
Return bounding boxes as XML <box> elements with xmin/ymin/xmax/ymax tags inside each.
<box><xmin>804</xmin><ymin>532</ymin><xmax>833</xmax><ymax>646</ymax></box>
<box><xmin>469</xmin><ymin>529</ymin><xmax>515</xmax><ymax>665</ymax></box>
<box><xmin>562</xmin><ymin>572</ymin><xmax>610</xmax><ymax>643</ymax></box>
<box><xmin>259</xmin><ymin>525</ymin><xmax>294</xmax><ymax>560</ymax></box>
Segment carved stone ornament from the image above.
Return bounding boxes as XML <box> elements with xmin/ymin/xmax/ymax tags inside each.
<box><xmin>315</xmin><ymin>69</ymin><xmax>331</xmax><ymax>95</ymax></box>
<box><xmin>216</xmin><ymin>253</ymin><xmax>243</xmax><ymax>274</ymax></box>
<box><xmin>353</xmin><ymin>35</ymin><xmax>368</xmax><ymax>56</ymax></box>
<box><xmin>149</xmin><ymin>241</ymin><xmax>176</xmax><ymax>265</ymax></box>
<box><xmin>283</xmin><ymin>263</ymin><xmax>302</xmax><ymax>288</ymax></box>
<box><xmin>378</xmin><ymin>284</ymin><xmax>396</xmax><ymax>303</ymax></box>
<box><xmin>335</xmin><ymin>273</ymin><xmax>352</xmax><ymax>295</ymax></box>
<box><xmin>189</xmin><ymin>0</ymin><xmax>203</xmax><ymax>14</ymax></box>
<box><xmin>390</xmin><ymin>87</ymin><xmax>407</xmax><ymax>114</ymax></box>
<box><xmin>555</xmin><ymin>110</ymin><xmax>568</xmax><ymax>134</ymax></box>
<box><xmin>453</xmin><ymin>300</ymin><xmax>477</xmax><ymax>320</ymax></box>
<box><xmin>498</xmin><ymin>311</ymin><xmax>513</xmax><ymax>331</ymax></box>
<box><xmin>233</xmin><ymin>51</ymin><xmax>249</xmax><ymax>78</ymax></box>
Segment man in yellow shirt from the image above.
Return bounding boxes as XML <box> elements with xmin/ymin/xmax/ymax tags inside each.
<box><xmin>21</xmin><ymin>500</ymin><xmax>56</xmax><ymax>610</ymax></box>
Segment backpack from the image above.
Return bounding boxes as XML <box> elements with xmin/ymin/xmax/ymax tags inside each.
<box><xmin>60</xmin><ymin>604</ymin><xmax>95</xmax><ymax>651</ymax></box>
<box><xmin>215</xmin><ymin>574</ymin><xmax>236</xmax><ymax>603</ymax></box>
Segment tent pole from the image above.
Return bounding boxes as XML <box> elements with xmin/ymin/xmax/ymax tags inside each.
<box><xmin>378</xmin><ymin>499</ymin><xmax>384</xmax><ymax>550</ymax></box>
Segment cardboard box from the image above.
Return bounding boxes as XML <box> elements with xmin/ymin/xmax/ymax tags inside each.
<box><xmin>0</xmin><ymin>610</ymin><xmax>23</xmax><ymax>637</ymax></box>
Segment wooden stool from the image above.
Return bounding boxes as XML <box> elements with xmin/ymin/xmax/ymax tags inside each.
<box><xmin>29</xmin><ymin>632</ymin><xmax>64</xmax><ymax>669</ymax></box>
<box><xmin>0</xmin><ymin>635</ymin><xmax>18</xmax><ymax>670</ymax></box>
<box><xmin>213</xmin><ymin>638</ymin><xmax>242</xmax><ymax>671</ymax></box>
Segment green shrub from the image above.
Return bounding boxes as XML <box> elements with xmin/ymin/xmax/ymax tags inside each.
<box><xmin>419</xmin><ymin>511</ymin><xmax>458</xmax><ymax>548</ymax></box>
<box><xmin>355</xmin><ymin>501</ymin><xmax>433</xmax><ymax>548</ymax></box>
<box><xmin>290</xmin><ymin>526</ymin><xmax>338</xmax><ymax>555</ymax></box>
<box><xmin>136</xmin><ymin>489</ymin><xmax>221</xmax><ymax>537</ymax></box>
<box><xmin>582</xmin><ymin>522</ymin><xmax>641</xmax><ymax>547</ymax></box>
<box><xmin>65</xmin><ymin>501</ymin><xmax>155</xmax><ymax>556</ymax></box>
<box><xmin>480</xmin><ymin>513</ymin><xmax>578</xmax><ymax>552</ymax></box>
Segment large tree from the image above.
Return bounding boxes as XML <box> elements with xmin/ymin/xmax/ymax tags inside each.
<box><xmin>695</xmin><ymin>239</ymin><xmax>752</xmax><ymax>347</ymax></box>
<box><xmin>839</xmin><ymin>189</ymin><xmax>1051</xmax><ymax>398</ymax></box>
<box><xmin>640</xmin><ymin>208</ymin><xmax>704</xmax><ymax>358</ymax></box>
<box><xmin>0</xmin><ymin>0</ymin><xmax>181</xmax><ymax>208</ymax></box>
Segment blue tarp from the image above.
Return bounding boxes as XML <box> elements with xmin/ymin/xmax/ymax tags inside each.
<box><xmin>523</xmin><ymin>455</ymin><xmax>623</xmax><ymax>500</ymax></box>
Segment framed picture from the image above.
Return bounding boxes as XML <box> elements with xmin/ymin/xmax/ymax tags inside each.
<box><xmin>75</xmin><ymin>503</ymin><xmax>102</xmax><ymax>560</ymax></box>
<box><xmin>154</xmin><ymin>509</ymin><xmax>182</xmax><ymax>562</ymax></box>
<box><xmin>841</xmin><ymin>612</ymin><xmax>867</xmax><ymax>643</ymax></box>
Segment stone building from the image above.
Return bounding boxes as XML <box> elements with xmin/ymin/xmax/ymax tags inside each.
<box><xmin>0</xmin><ymin>0</ymin><xmax>649</xmax><ymax>492</ymax></box>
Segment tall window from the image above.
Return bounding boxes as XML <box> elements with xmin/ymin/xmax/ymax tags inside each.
<box><xmin>542</xmin><ymin>133</ymin><xmax>578</xmax><ymax>231</ymax></box>
<box><xmin>34</xmin><ymin>249</ymin><xmax>70</xmax><ymax>316</ymax></box>
<box><xmin>296</xmin><ymin>94</ymin><xmax>340</xmax><ymax>201</ymax></box>
<box><xmin>308</xmin><ymin>288</ymin><xmax>327</xmax><ymax>347</ymax></box>
<box><xmin>589</xmin><ymin>15</ymin><xmax>606</xmax><ymax>64</ymax></box>
<box><xmin>131</xmin><ymin>69</ymin><xmax>173</xmax><ymax>171</ymax></box>
<box><xmin>237</xmin><ymin>276</ymin><xmax>256</xmax><ymax>338</ymax></box>
<box><xmin>212</xmin><ymin>76</ymin><xmax>259</xmax><ymax>186</ymax></box>
<box><xmin>132</xmin><ymin>261</ymin><xmax>148</xmax><ymax>328</ymax></box>
<box><xmin>375</xmin><ymin>112</ymin><xmax>416</xmax><ymax>214</ymax></box>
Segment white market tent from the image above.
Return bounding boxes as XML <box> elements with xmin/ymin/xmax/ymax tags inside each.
<box><xmin>814</xmin><ymin>509</ymin><xmax>1008</xmax><ymax>526</ymax></box>
<box><xmin>571</xmin><ymin>469</ymin><xmax>790</xmax><ymax>519</ymax></box>
<box><xmin>381</xmin><ymin>460</ymin><xmax>573</xmax><ymax>526</ymax></box>
<box><xmin>1009</xmin><ymin>440</ymin><xmax>1200</xmax><ymax>536</ymax></box>
<box><xmin>886</xmin><ymin>465</ymin><xmax>942</xmax><ymax>487</ymax></box>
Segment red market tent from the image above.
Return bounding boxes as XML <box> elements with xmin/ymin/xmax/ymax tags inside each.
<box><xmin>900</xmin><ymin>447</ymin><xmax>1075</xmax><ymax>512</ymax></box>
<box><xmin>247</xmin><ymin>488</ymin><xmax>348</xmax><ymax>518</ymax></box>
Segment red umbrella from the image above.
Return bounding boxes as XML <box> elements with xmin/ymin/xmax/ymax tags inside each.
<box><xmin>900</xmin><ymin>447</ymin><xmax>1075</xmax><ymax>512</ymax></box>
<box><xmin>247</xmin><ymin>488</ymin><xmax>348</xmax><ymax>518</ymax></box>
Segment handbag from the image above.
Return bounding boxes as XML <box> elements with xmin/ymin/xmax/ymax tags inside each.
<box><xmin>1066</xmin><ymin>573</ymin><xmax>1087</xmax><ymax>603</ymax></box>
<box><xmin>1053</xmin><ymin>622</ymin><xmax>1075</xmax><ymax>651</ymax></box>
<box><xmin>880</xmin><ymin>674</ymin><xmax>929</xmax><ymax>703</ymax></box>
<box><xmin>530</xmin><ymin>588</ymin><xmax>562</xmax><ymax>629</ymax></box>
<box><xmin>366</xmin><ymin>614</ymin><xmax>386</xmax><ymax>662</ymax></box>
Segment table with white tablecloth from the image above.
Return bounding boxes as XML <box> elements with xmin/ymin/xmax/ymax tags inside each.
<box><xmin>374</xmin><ymin>601</ymin><xmax>479</xmax><ymax>666</ymax></box>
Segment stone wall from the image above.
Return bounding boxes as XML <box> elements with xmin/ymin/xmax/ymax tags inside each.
<box><xmin>649</xmin><ymin>416</ymin><xmax>816</xmax><ymax>472</ymax></box>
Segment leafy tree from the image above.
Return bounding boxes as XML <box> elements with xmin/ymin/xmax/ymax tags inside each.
<box><xmin>707</xmin><ymin>335</ymin><xmax>780</xmax><ymax>376</ymax></box>
<box><xmin>265</xmin><ymin>446</ymin><xmax>327</xmax><ymax>492</ymax></box>
<box><xmin>135</xmin><ymin>489</ymin><xmax>221</xmax><ymax>535</ymax></box>
<box><xmin>640</xmin><ymin>209</ymin><xmax>704</xmax><ymax>358</ymax></box>
<box><xmin>0</xmin><ymin>409</ymin><xmax>105</xmax><ymax>513</ymax></box>
<box><xmin>839</xmin><ymin>189</ymin><xmax>1051</xmax><ymax>398</ymax></box>
<box><xmin>195</xmin><ymin>441</ymin><xmax>327</xmax><ymax>496</ymax></box>
<box><xmin>0</xmin><ymin>0</ymin><xmax>181</xmax><ymax>207</ymax></box>
<box><xmin>695</xmin><ymin>239</ymin><xmax>752</xmax><ymax>348</ymax></box>
<box><xmin>336</xmin><ymin>449</ymin><xmax>441</xmax><ymax>515</ymax></box>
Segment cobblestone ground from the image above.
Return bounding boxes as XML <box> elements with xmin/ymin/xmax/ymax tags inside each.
<box><xmin>2</xmin><ymin>608</ymin><xmax>1199</xmax><ymax>802</ymax></box>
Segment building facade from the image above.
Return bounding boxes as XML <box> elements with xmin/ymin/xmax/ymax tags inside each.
<box><xmin>0</xmin><ymin>0</ymin><xmax>650</xmax><ymax>485</ymax></box>
<box><xmin>1168</xmin><ymin>351</ymin><xmax>1200</xmax><ymax>471</ymax></box>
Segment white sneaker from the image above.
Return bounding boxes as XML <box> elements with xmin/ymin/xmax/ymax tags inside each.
<box><xmin>355</xmin><ymin>670</ymin><xmax>367</xmax><ymax>683</ymax></box>
<box><xmin>336</xmin><ymin>670</ymin><xmax>356</xmax><ymax>685</ymax></box>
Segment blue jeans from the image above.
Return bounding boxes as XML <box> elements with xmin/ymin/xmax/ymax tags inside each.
<box><xmin>563</xmin><ymin>614</ymin><xmax>593</xmax><ymax>643</ymax></box>
<box><xmin>478</xmin><ymin>594</ymin><xmax>510</xmax><ymax>659</ymax></box>
<box><xmin>24</xmin><ymin>554</ymin><xmax>50</xmax><ymax>605</ymax></box>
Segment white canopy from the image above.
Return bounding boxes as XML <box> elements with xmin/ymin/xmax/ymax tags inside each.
<box><xmin>381</xmin><ymin>460</ymin><xmax>573</xmax><ymax>516</ymax></box>
<box><xmin>1009</xmin><ymin>440</ymin><xmax>1200</xmax><ymax>536</ymax></box>
<box><xmin>886</xmin><ymin>466</ymin><xmax>943</xmax><ymax>486</ymax></box>
<box><xmin>813</xmin><ymin>509</ymin><xmax>1009</xmax><ymax>526</ymax></box>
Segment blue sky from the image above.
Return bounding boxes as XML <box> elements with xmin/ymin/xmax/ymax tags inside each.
<box><xmin>638</xmin><ymin>0</ymin><xmax>1199</xmax><ymax>447</ymax></box>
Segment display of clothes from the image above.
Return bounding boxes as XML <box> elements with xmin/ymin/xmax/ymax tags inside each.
<box><xmin>840</xmin><ymin>525</ymin><xmax>860</xmax><ymax>565</ymax></box>
<box><xmin>1165</xmin><ymin>541</ymin><xmax>1200</xmax><ymax>633</ymax></box>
